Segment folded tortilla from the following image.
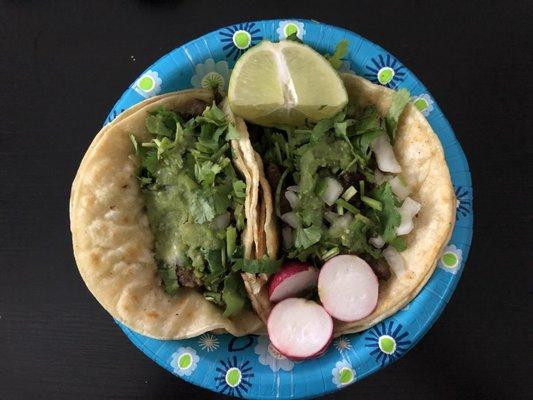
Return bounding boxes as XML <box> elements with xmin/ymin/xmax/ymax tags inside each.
<box><xmin>70</xmin><ymin>89</ymin><xmax>265</xmax><ymax>339</ymax></box>
<box><xmin>241</xmin><ymin>74</ymin><xmax>456</xmax><ymax>334</ymax></box>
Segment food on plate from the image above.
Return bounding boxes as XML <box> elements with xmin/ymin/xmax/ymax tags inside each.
<box><xmin>229</xmin><ymin>39</ymin><xmax>455</xmax><ymax>338</ymax></box>
<box><xmin>70</xmin><ymin>89</ymin><xmax>280</xmax><ymax>339</ymax></box>
<box><xmin>268</xmin><ymin>261</ymin><xmax>319</xmax><ymax>302</ymax></box>
<box><xmin>71</xmin><ymin>34</ymin><xmax>455</xmax><ymax>355</ymax></box>
<box><xmin>318</xmin><ymin>255</ymin><xmax>378</xmax><ymax>321</ymax></box>
<box><xmin>267</xmin><ymin>298</ymin><xmax>333</xmax><ymax>360</ymax></box>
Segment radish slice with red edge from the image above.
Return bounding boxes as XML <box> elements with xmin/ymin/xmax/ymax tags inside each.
<box><xmin>318</xmin><ymin>255</ymin><xmax>379</xmax><ymax>322</ymax></box>
<box><xmin>268</xmin><ymin>261</ymin><xmax>319</xmax><ymax>302</ymax></box>
<box><xmin>267</xmin><ymin>298</ymin><xmax>333</xmax><ymax>360</ymax></box>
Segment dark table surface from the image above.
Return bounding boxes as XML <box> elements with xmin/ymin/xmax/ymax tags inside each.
<box><xmin>1</xmin><ymin>1</ymin><xmax>531</xmax><ymax>399</ymax></box>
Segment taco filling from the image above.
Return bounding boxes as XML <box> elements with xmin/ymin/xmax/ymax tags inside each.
<box><xmin>252</xmin><ymin>87</ymin><xmax>416</xmax><ymax>279</ymax></box>
<box><xmin>130</xmin><ymin>102</ymin><xmax>279</xmax><ymax>317</ymax></box>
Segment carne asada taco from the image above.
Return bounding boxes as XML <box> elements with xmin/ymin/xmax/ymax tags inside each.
<box><xmin>70</xmin><ymin>89</ymin><xmax>280</xmax><ymax>339</ymax></box>
<box><xmin>227</xmin><ymin>40</ymin><xmax>455</xmax><ymax>338</ymax></box>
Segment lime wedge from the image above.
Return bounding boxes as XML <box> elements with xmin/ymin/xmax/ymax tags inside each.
<box><xmin>228</xmin><ymin>40</ymin><xmax>348</xmax><ymax>127</ymax></box>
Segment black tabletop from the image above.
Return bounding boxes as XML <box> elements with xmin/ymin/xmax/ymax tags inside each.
<box><xmin>1</xmin><ymin>1</ymin><xmax>531</xmax><ymax>399</ymax></box>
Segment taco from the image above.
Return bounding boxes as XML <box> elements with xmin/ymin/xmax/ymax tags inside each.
<box><xmin>233</xmin><ymin>72</ymin><xmax>455</xmax><ymax>335</ymax></box>
<box><xmin>70</xmin><ymin>89</ymin><xmax>281</xmax><ymax>339</ymax></box>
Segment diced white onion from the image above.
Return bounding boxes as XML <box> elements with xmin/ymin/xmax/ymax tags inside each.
<box><xmin>396</xmin><ymin>197</ymin><xmax>422</xmax><ymax>235</ymax></box>
<box><xmin>321</xmin><ymin>177</ymin><xmax>343</xmax><ymax>206</ymax></box>
<box><xmin>282</xmin><ymin>226</ymin><xmax>294</xmax><ymax>249</ymax></box>
<box><xmin>324</xmin><ymin>211</ymin><xmax>339</xmax><ymax>224</ymax></box>
<box><xmin>286</xmin><ymin>185</ymin><xmax>299</xmax><ymax>193</ymax></box>
<box><xmin>383</xmin><ymin>246</ymin><xmax>406</xmax><ymax>276</ymax></box>
<box><xmin>330</xmin><ymin>213</ymin><xmax>353</xmax><ymax>231</ymax></box>
<box><xmin>390</xmin><ymin>176</ymin><xmax>410</xmax><ymax>200</ymax></box>
<box><xmin>374</xmin><ymin>169</ymin><xmax>391</xmax><ymax>185</ymax></box>
<box><xmin>372</xmin><ymin>134</ymin><xmax>402</xmax><ymax>173</ymax></box>
<box><xmin>370</xmin><ymin>235</ymin><xmax>385</xmax><ymax>248</ymax></box>
<box><xmin>281</xmin><ymin>212</ymin><xmax>299</xmax><ymax>228</ymax></box>
<box><xmin>211</xmin><ymin>212</ymin><xmax>230</xmax><ymax>230</ymax></box>
<box><xmin>285</xmin><ymin>190</ymin><xmax>299</xmax><ymax>209</ymax></box>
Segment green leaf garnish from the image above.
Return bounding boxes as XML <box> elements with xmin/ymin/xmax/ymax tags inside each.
<box><xmin>385</xmin><ymin>89</ymin><xmax>410</xmax><ymax>141</ymax></box>
<box><xmin>325</xmin><ymin>39</ymin><xmax>349</xmax><ymax>70</ymax></box>
<box><xmin>233</xmin><ymin>255</ymin><xmax>283</xmax><ymax>274</ymax></box>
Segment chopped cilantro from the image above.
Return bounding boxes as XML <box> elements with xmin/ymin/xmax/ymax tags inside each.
<box><xmin>385</xmin><ymin>89</ymin><xmax>410</xmax><ymax>141</ymax></box>
<box><xmin>325</xmin><ymin>39</ymin><xmax>349</xmax><ymax>70</ymax></box>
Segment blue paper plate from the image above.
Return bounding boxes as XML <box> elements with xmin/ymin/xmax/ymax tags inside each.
<box><xmin>106</xmin><ymin>19</ymin><xmax>473</xmax><ymax>399</ymax></box>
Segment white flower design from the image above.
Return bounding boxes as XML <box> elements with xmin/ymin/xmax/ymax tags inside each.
<box><xmin>333</xmin><ymin>336</ymin><xmax>352</xmax><ymax>352</ymax></box>
<box><xmin>331</xmin><ymin>360</ymin><xmax>356</xmax><ymax>388</ymax></box>
<box><xmin>438</xmin><ymin>244</ymin><xmax>463</xmax><ymax>274</ymax></box>
<box><xmin>170</xmin><ymin>347</ymin><xmax>199</xmax><ymax>377</ymax></box>
<box><xmin>412</xmin><ymin>94</ymin><xmax>434</xmax><ymax>116</ymax></box>
<box><xmin>132</xmin><ymin>69</ymin><xmax>162</xmax><ymax>98</ymax></box>
<box><xmin>198</xmin><ymin>333</ymin><xmax>220</xmax><ymax>352</ymax></box>
<box><xmin>190</xmin><ymin>58</ymin><xmax>231</xmax><ymax>93</ymax></box>
<box><xmin>254</xmin><ymin>335</ymin><xmax>294</xmax><ymax>372</ymax></box>
<box><xmin>277</xmin><ymin>20</ymin><xmax>306</xmax><ymax>40</ymax></box>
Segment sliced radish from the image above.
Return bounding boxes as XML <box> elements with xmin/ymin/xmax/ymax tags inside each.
<box><xmin>267</xmin><ymin>298</ymin><xmax>333</xmax><ymax>360</ymax></box>
<box><xmin>318</xmin><ymin>255</ymin><xmax>379</xmax><ymax>322</ymax></box>
<box><xmin>268</xmin><ymin>261</ymin><xmax>319</xmax><ymax>302</ymax></box>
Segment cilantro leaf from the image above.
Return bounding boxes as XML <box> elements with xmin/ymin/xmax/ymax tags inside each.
<box><xmin>226</xmin><ymin>123</ymin><xmax>241</xmax><ymax>140</ymax></box>
<box><xmin>385</xmin><ymin>89</ymin><xmax>410</xmax><ymax>141</ymax></box>
<box><xmin>369</xmin><ymin>182</ymin><xmax>401</xmax><ymax>242</ymax></box>
<box><xmin>232</xmin><ymin>255</ymin><xmax>283</xmax><ymax>274</ymax></box>
<box><xmin>325</xmin><ymin>40</ymin><xmax>349</xmax><ymax>70</ymax></box>
<box><xmin>146</xmin><ymin>109</ymin><xmax>182</xmax><ymax>137</ymax></box>
<box><xmin>232</xmin><ymin>180</ymin><xmax>246</xmax><ymax>199</ymax></box>
<box><xmin>294</xmin><ymin>225</ymin><xmax>322</xmax><ymax>249</ymax></box>
<box><xmin>196</xmin><ymin>102</ymin><xmax>227</xmax><ymax>126</ymax></box>
<box><xmin>194</xmin><ymin>160</ymin><xmax>223</xmax><ymax>187</ymax></box>
<box><xmin>286</xmin><ymin>32</ymin><xmax>303</xmax><ymax>43</ymax></box>
<box><xmin>222</xmin><ymin>272</ymin><xmax>247</xmax><ymax>317</ymax></box>
<box><xmin>158</xmin><ymin>263</ymin><xmax>179</xmax><ymax>295</ymax></box>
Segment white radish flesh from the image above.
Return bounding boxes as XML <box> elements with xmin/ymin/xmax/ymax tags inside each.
<box><xmin>285</xmin><ymin>190</ymin><xmax>299</xmax><ymax>209</ymax></box>
<box><xmin>321</xmin><ymin>177</ymin><xmax>343</xmax><ymax>206</ymax></box>
<box><xmin>383</xmin><ymin>246</ymin><xmax>406</xmax><ymax>276</ymax></box>
<box><xmin>281</xmin><ymin>211</ymin><xmax>299</xmax><ymax>228</ymax></box>
<box><xmin>390</xmin><ymin>176</ymin><xmax>410</xmax><ymax>200</ymax></box>
<box><xmin>396</xmin><ymin>197</ymin><xmax>421</xmax><ymax>235</ymax></box>
<box><xmin>268</xmin><ymin>261</ymin><xmax>319</xmax><ymax>302</ymax></box>
<box><xmin>267</xmin><ymin>298</ymin><xmax>333</xmax><ymax>360</ymax></box>
<box><xmin>372</xmin><ymin>134</ymin><xmax>402</xmax><ymax>173</ymax></box>
<box><xmin>318</xmin><ymin>255</ymin><xmax>379</xmax><ymax>322</ymax></box>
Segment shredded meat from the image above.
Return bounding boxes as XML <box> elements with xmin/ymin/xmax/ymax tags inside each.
<box><xmin>370</xmin><ymin>259</ymin><xmax>391</xmax><ymax>281</ymax></box>
<box><xmin>177</xmin><ymin>267</ymin><xmax>202</xmax><ymax>288</ymax></box>
<box><xmin>182</xmin><ymin>99</ymin><xmax>207</xmax><ymax>119</ymax></box>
